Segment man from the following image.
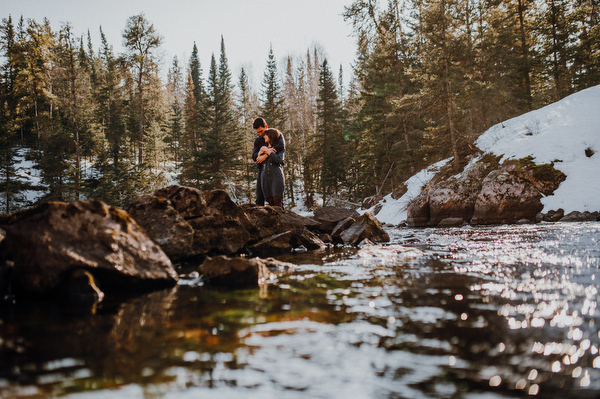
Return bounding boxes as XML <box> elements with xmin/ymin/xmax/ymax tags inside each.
<box><xmin>252</xmin><ymin>117</ymin><xmax>285</xmax><ymax>205</ymax></box>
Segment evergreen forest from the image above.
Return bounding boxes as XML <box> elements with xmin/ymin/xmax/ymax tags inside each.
<box><xmin>0</xmin><ymin>0</ymin><xmax>598</xmax><ymax>214</ymax></box>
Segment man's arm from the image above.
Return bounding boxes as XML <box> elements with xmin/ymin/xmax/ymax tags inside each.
<box><xmin>252</xmin><ymin>136</ymin><xmax>265</xmax><ymax>161</ymax></box>
<box><xmin>273</xmin><ymin>132</ymin><xmax>286</xmax><ymax>153</ymax></box>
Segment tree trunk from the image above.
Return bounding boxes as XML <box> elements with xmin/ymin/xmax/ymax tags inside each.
<box><xmin>138</xmin><ymin>68</ymin><xmax>144</xmax><ymax>165</ymax></box>
<box><xmin>517</xmin><ymin>0</ymin><xmax>533</xmax><ymax>109</ymax></box>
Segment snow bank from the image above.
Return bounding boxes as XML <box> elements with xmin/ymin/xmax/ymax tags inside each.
<box><xmin>475</xmin><ymin>85</ymin><xmax>600</xmax><ymax>214</ymax></box>
<box><xmin>360</xmin><ymin>159</ymin><xmax>450</xmax><ymax>225</ymax></box>
<box><xmin>366</xmin><ymin>85</ymin><xmax>600</xmax><ymax>224</ymax></box>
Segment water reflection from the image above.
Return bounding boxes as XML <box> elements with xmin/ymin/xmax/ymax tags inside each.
<box><xmin>0</xmin><ymin>222</ymin><xmax>599</xmax><ymax>398</ymax></box>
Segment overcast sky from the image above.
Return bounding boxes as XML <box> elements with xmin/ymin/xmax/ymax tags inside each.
<box><xmin>1</xmin><ymin>0</ymin><xmax>358</xmax><ymax>86</ymax></box>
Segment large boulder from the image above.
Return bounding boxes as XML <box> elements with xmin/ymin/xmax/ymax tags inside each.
<box><xmin>406</xmin><ymin>156</ymin><xmax>566</xmax><ymax>226</ymax></box>
<box><xmin>127</xmin><ymin>194</ymin><xmax>195</xmax><ymax>260</ymax></box>
<box><xmin>339</xmin><ymin>212</ymin><xmax>390</xmax><ymax>246</ymax></box>
<box><xmin>240</xmin><ymin>204</ymin><xmax>285</xmax><ymax>241</ymax></box>
<box><xmin>0</xmin><ymin>200</ymin><xmax>178</xmax><ymax>298</ymax></box>
<box><xmin>241</xmin><ymin>204</ymin><xmax>325</xmax><ymax>253</ymax></box>
<box><xmin>153</xmin><ymin>186</ymin><xmax>254</xmax><ymax>257</ymax></box>
<box><xmin>405</xmin><ymin>192</ymin><xmax>431</xmax><ymax>228</ymax></box>
<box><xmin>247</xmin><ymin>231</ymin><xmax>294</xmax><ymax>256</ymax></box>
<box><xmin>313</xmin><ymin>206</ymin><xmax>360</xmax><ymax>233</ymax></box>
<box><xmin>154</xmin><ymin>185</ymin><xmax>207</xmax><ymax>218</ymax></box>
<box><xmin>471</xmin><ymin>169</ymin><xmax>544</xmax><ymax>225</ymax></box>
<box><xmin>190</xmin><ymin>190</ymin><xmax>254</xmax><ymax>255</ymax></box>
<box><xmin>199</xmin><ymin>255</ymin><xmax>270</xmax><ymax>288</ymax></box>
<box><xmin>280</xmin><ymin>210</ymin><xmax>322</xmax><ymax>232</ymax></box>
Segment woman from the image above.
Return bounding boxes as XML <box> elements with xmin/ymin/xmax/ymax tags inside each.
<box><xmin>257</xmin><ymin>128</ymin><xmax>285</xmax><ymax>208</ymax></box>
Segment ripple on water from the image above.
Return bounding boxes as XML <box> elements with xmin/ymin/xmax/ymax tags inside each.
<box><xmin>1</xmin><ymin>223</ymin><xmax>599</xmax><ymax>399</ymax></box>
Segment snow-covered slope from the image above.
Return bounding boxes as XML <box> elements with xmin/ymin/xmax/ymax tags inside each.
<box><xmin>363</xmin><ymin>85</ymin><xmax>600</xmax><ymax>224</ymax></box>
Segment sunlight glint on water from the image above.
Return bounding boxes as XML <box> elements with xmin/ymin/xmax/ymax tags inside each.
<box><xmin>0</xmin><ymin>222</ymin><xmax>599</xmax><ymax>398</ymax></box>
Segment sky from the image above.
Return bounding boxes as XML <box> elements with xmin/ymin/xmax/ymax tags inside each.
<box><xmin>362</xmin><ymin>84</ymin><xmax>600</xmax><ymax>225</ymax></box>
<box><xmin>1</xmin><ymin>0</ymin><xmax>358</xmax><ymax>86</ymax></box>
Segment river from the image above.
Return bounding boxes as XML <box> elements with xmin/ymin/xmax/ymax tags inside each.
<box><xmin>1</xmin><ymin>222</ymin><xmax>599</xmax><ymax>398</ymax></box>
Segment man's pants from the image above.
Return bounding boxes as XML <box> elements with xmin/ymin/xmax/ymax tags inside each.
<box><xmin>255</xmin><ymin>169</ymin><xmax>264</xmax><ymax>206</ymax></box>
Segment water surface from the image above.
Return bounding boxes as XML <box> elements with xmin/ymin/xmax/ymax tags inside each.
<box><xmin>1</xmin><ymin>222</ymin><xmax>599</xmax><ymax>398</ymax></box>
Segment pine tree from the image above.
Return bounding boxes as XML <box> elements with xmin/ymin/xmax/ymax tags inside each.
<box><xmin>534</xmin><ymin>0</ymin><xmax>576</xmax><ymax>101</ymax></box>
<box><xmin>260</xmin><ymin>45</ymin><xmax>286</xmax><ymax>129</ymax></box>
<box><xmin>236</xmin><ymin>67</ymin><xmax>258</xmax><ymax>202</ymax></box>
<box><xmin>189</xmin><ymin>43</ymin><xmax>204</xmax><ymax>105</ymax></box>
<box><xmin>281</xmin><ymin>56</ymin><xmax>298</xmax><ymax>207</ymax></box>
<box><xmin>12</xmin><ymin>17</ymin><xmax>55</xmax><ymax>145</ymax></box>
<box><xmin>166</xmin><ymin>56</ymin><xmax>184</xmax><ymax>163</ymax></box>
<box><xmin>345</xmin><ymin>0</ymin><xmax>420</xmax><ymax>196</ymax></box>
<box><xmin>0</xmin><ymin>15</ymin><xmax>29</xmax><ymax>212</ymax></box>
<box><xmin>409</xmin><ymin>0</ymin><xmax>467</xmax><ymax>173</ymax></box>
<box><xmin>571</xmin><ymin>0</ymin><xmax>600</xmax><ymax>89</ymax></box>
<box><xmin>53</xmin><ymin>22</ymin><xmax>90</xmax><ymax>199</ymax></box>
<box><xmin>315</xmin><ymin>59</ymin><xmax>347</xmax><ymax>204</ymax></box>
<box><xmin>197</xmin><ymin>37</ymin><xmax>239</xmax><ymax>190</ymax></box>
<box><xmin>122</xmin><ymin>13</ymin><xmax>162</xmax><ymax>164</ymax></box>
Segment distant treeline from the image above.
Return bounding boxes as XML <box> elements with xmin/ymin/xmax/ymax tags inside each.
<box><xmin>0</xmin><ymin>0</ymin><xmax>598</xmax><ymax>213</ymax></box>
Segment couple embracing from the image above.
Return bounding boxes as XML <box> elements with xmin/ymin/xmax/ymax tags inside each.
<box><xmin>251</xmin><ymin>117</ymin><xmax>285</xmax><ymax>208</ymax></box>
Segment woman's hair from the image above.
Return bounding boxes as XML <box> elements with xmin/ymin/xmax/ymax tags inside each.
<box><xmin>264</xmin><ymin>128</ymin><xmax>280</xmax><ymax>146</ymax></box>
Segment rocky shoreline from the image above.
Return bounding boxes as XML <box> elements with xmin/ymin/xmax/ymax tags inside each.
<box><xmin>0</xmin><ymin>185</ymin><xmax>389</xmax><ymax>304</ymax></box>
<box><xmin>399</xmin><ymin>154</ymin><xmax>599</xmax><ymax>227</ymax></box>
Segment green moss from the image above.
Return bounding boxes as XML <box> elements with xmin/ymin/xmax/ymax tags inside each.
<box><xmin>531</xmin><ymin>163</ymin><xmax>566</xmax><ymax>183</ymax></box>
<box><xmin>109</xmin><ymin>206</ymin><xmax>134</xmax><ymax>232</ymax></box>
<box><xmin>478</xmin><ymin>153</ymin><xmax>503</xmax><ymax>166</ymax></box>
<box><xmin>505</xmin><ymin>156</ymin><xmax>566</xmax><ymax>186</ymax></box>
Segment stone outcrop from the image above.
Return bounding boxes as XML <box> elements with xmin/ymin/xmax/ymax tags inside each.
<box><xmin>407</xmin><ymin>156</ymin><xmax>567</xmax><ymax>227</ymax></box>
<box><xmin>154</xmin><ymin>186</ymin><xmax>255</xmax><ymax>256</ymax></box>
<box><xmin>339</xmin><ymin>212</ymin><xmax>390</xmax><ymax>245</ymax></box>
<box><xmin>470</xmin><ymin>169</ymin><xmax>544</xmax><ymax>225</ymax></box>
<box><xmin>0</xmin><ymin>200</ymin><xmax>178</xmax><ymax>299</ymax></box>
<box><xmin>313</xmin><ymin>206</ymin><xmax>360</xmax><ymax>233</ymax></box>
<box><xmin>124</xmin><ymin>187</ymin><xmax>390</xmax><ymax>260</ymax></box>
<box><xmin>559</xmin><ymin>211</ymin><xmax>600</xmax><ymax>222</ymax></box>
<box><xmin>199</xmin><ymin>255</ymin><xmax>271</xmax><ymax>288</ymax></box>
<box><xmin>127</xmin><ymin>194</ymin><xmax>195</xmax><ymax>260</ymax></box>
<box><xmin>0</xmin><ymin>185</ymin><xmax>392</xmax><ymax>302</ymax></box>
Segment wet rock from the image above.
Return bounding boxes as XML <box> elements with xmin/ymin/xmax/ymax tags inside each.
<box><xmin>291</xmin><ymin>228</ymin><xmax>327</xmax><ymax>250</ymax></box>
<box><xmin>153</xmin><ymin>186</ymin><xmax>254</xmax><ymax>257</ymax></box>
<box><xmin>438</xmin><ymin>217</ymin><xmax>465</xmax><ymax>227</ymax></box>
<box><xmin>240</xmin><ymin>204</ymin><xmax>284</xmax><ymax>240</ymax></box>
<box><xmin>203</xmin><ymin>190</ymin><xmax>257</xmax><ymax>235</ymax></box>
<box><xmin>560</xmin><ymin>211</ymin><xmax>600</xmax><ymax>222</ymax></box>
<box><xmin>339</xmin><ymin>212</ymin><xmax>390</xmax><ymax>246</ymax></box>
<box><xmin>406</xmin><ymin>156</ymin><xmax>565</xmax><ymax>227</ymax></box>
<box><xmin>280</xmin><ymin>210</ymin><xmax>322</xmax><ymax>232</ymax></box>
<box><xmin>188</xmin><ymin>190</ymin><xmax>254</xmax><ymax>256</ymax></box>
<box><xmin>154</xmin><ymin>185</ymin><xmax>207</xmax><ymax>218</ymax></box>
<box><xmin>247</xmin><ymin>231</ymin><xmax>293</xmax><ymax>256</ymax></box>
<box><xmin>318</xmin><ymin>233</ymin><xmax>333</xmax><ymax>244</ymax></box>
<box><xmin>331</xmin><ymin>216</ymin><xmax>356</xmax><ymax>243</ymax></box>
<box><xmin>240</xmin><ymin>204</ymin><xmax>326</xmax><ymax>252</ymax></box>
<box><xmin>313</xmin><ymin>206</ymin><xmax>360</xmax><ymax>233</ymax></box>
<box><xmin>199</xmin><ymin>255</ymin><xmax>270</xmax><ymax>288</ymax></box>
<box><xmin>536</xmin><ymin>208</ymin><xmax>565</xmax><ymax>223</ymax></box>
<box><xmin>406</xmin><ymin>193</ymin><xmax>431</xmax><ymax>227</ymax></box>
<box><xmin>546</xmin><ymin>209</ymin><xmax>565</xmax><ymax>222</ymax></box>
<box><xmin>261</xmin><ymin>257</ymin><xmax>296</xmax><ymax>273</ymax></box>
<box><xmin>471</xmin><ymin>170</ymin><xmax>543</xmax><ymax>225</ymax></box>
<box><xmin>0</xmin><ymin>200</ymin><xmax>178</xmax><ymax>298</ymax></box>
<box><xmin>127</xmin><ymin>194</ymin><xmax>195</xmax><ymax>260</ymax></box>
